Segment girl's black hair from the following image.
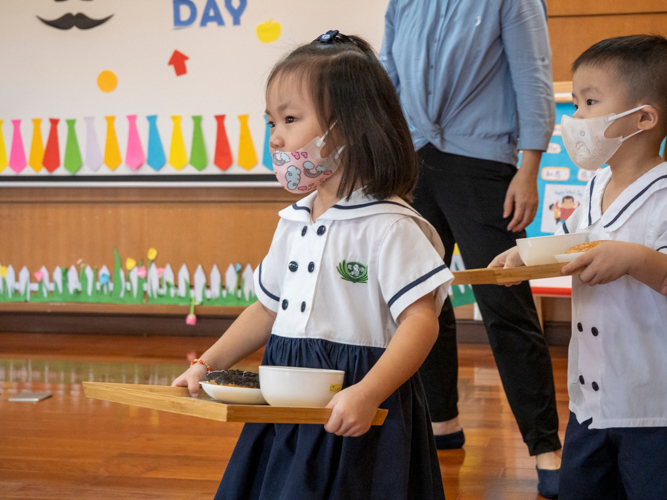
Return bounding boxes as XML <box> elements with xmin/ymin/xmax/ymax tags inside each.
<box><xmin>267</xmin><ymin>32</ymin><xmax>418</xmax><ymax>202</ymax></box>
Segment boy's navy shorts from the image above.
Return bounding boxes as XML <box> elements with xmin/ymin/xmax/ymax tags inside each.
<box><xmin>560</xmin><ymin>411</ymin><xmax>667</xmax><ymax>500</ymax></box>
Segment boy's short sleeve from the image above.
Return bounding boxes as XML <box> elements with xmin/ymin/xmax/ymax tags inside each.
<box><xmin>378</xmin><ymin>217</ymin><xmax>454</xmax><ymax>322</ymax></box>
<box><xmin>652</xmin><ymin>203</ymin><xmax>667</xmax><ymax>255</ymax></box>
<box><xmin>253</xmin><ymin>222</ymin><xmax>286</xmax><ymax>313</ymax></box>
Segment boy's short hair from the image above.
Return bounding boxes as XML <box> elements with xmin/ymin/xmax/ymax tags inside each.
<box><xmin>572</xmin><ymin>35</ymin><xmax>667</xmax><ymax>123</ymax></box>
<box><xmin>267</xmin><ymin>34</ymin><xmax>418</xmax><ymax>202</ymax></box>
<box><xmin>563</xmin><ymin>195</ymin><xmax>575</xmax><ymax>202</ymax></box>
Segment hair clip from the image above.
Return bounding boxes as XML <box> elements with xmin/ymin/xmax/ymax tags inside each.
<box><xmin>315</xmin><ymin>30</ymin><xmax>340</xmax><ymax>44</ymax></box>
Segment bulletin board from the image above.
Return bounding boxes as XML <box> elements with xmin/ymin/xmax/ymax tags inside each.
<box><xmin>0</xmin><ymin>0</ymin><xmax>390</xmax><ymax>187</ymax></box>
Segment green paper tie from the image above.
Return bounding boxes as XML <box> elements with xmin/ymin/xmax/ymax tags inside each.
<box><xmin>64</xmin><ymin>119</ymin><xmax>83</xmax><ymax>174</ymax></box>
<box><xmin>190</xmin><ymin>115</ymin><xmax>207</xmax><ymax>171</ymax></box>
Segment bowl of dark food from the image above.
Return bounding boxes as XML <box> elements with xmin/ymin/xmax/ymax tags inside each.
<box><xmin>259</xmin><ymin>366</ymin><xmax>345</xmax><ymax>408</ymax></box>
<box><xmin>199</xmin><ymin>369</ymin><xmax>267</xmax><ymax>405</ymax></box>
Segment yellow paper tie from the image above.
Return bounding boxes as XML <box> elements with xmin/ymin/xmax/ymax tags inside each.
<box><xmin>0</xmin><ymin>120</ymin><xmax>8</xmax><ymax>173</ymax></box>
<box><xmin>237</xmin><ymin>114</ymin><xmax>258</xmax><ymax>170</ymax></box>
<box><xmin>169</xmin><ymin>116</ymin><xmax>188</xmax><ymax>170</ymax></box>
<box><xmin>28</xmin><ymin>118</ymin><xmax>45</xmax><ymax>172</ymax></box>
<box><xmin>104</xmin><ymin>116</ymin><xmax>122</xmax><ymax>170</ymax></box>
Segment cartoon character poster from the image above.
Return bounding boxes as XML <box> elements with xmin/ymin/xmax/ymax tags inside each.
<box><xmin>0</xmin><ymin>0</ymin><xmax>389</xmax><ymax>185</ymax></box>
<box><xmin>540</xmin><ymin>184</ymin><xmax>585</xmax><ymax>234</ymax></box>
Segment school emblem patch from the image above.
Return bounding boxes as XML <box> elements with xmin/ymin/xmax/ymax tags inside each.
<box><xmin>337</xmin><ymin>260</ymin><xmax>368</xmax><ymax>284</ymax></box>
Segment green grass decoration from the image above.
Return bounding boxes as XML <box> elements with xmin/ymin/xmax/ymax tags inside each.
<box><xmin>2</xmin><ymin>249</ymin><xmax>257</xmax><ymax>307</ymax></box>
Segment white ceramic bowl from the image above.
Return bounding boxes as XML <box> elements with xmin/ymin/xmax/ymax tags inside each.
<box><xmin>259</xmin><ymin>366</ymin><xmax>345</xmax><ymax>408</ymax></box>
<box><xmin>516</xmin><ymin>233</ymin><xmax>588</xmax><ymax>266</ymax></box>
<box><xmin>199</xmin><ymin>381</ymin><xmax>267</xmax><ymax>405</ymax></box>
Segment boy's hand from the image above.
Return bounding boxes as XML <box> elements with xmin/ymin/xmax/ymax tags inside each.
<box><xmin>324</xmin><ymin>384</ymin><xmax>379</xmax><ymax>437</ymax></box>
<box><xmin>561</xmin><ymin>241</ymin><xmax>635</xmax><ymax>285</ymax></box>
<box><xmin>171</xmin><ymin>363</ymin><xmax>208</xmax><ymax>397</ymax></box>
<box><xmin>489</xmin><ymin>247</ymin><xmax>525</xmax><ymax>286</ymax></box>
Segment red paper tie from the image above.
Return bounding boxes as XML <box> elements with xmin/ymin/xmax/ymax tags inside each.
<box><xmin>43</xmin><ymin>118</ymin><xmax>61</xmax><ymax>172</ymax></box>
<box><xmin>214</xmin><ymin>114</ymin><xmax>233</xmax><ymax>170</ymax></box>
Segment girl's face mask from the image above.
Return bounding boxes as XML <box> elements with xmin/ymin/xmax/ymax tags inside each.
<box><xmin>272</xmin><ymin>127</ymin><xmax>343</xmax><ymax>193</ymax></box>
<box><xmin>561</xmin><ymin>105</ymin><xmax>647</xmax><ymax>171</ymax></box>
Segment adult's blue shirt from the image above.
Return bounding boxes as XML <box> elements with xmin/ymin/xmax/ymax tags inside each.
<box><xmin>380</xmin><ymin>0</ymin><xmax>555</xmax><ymax>166</ymax></box>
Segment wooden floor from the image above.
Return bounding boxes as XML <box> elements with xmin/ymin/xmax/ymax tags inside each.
<box><xmin>0</xmin><ymin>333</ymin><xmax>569</xmax><ymax>500</ymax></box>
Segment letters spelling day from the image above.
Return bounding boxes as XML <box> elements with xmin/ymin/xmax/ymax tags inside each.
<box><xmin>173</xmin><ymin>0</ymin><xmax>248</xmax><ymax>27</ymax></box>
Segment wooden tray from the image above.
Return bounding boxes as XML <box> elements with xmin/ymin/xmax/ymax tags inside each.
<box><xmin>452</xmin><ymin>263</ymin><xmax>581</xmax><ymax>286</ymax></box>
<box><xmin>83</xmin><ymin>382</ymin><xmax>388</xmax><ymax>425</ymax></box>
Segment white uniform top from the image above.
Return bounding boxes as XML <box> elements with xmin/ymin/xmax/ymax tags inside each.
<box><xmin>253</xmin><ymin>189</ymin><xmax>454</xmax><ymax>349</ymax></box>
<box><xmin>557</xmin><ymin>162</ymin><xmax>667</xmax><ymax>428</ymax></box>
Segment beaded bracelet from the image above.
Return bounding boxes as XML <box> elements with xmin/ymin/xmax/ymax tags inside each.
<box><xmin>191</xmin><ymin>358</ymin><xmax>212</xmax><ymax>372</ymax></box>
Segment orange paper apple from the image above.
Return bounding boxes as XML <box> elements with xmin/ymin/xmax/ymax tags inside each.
<box><xmin>256</xmin><ymin>19</ymin><xmax>281</xmax><ymax>44</ymax></box>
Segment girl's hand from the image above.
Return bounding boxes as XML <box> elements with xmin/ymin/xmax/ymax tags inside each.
<box><xmin>171</xmin><ymin>363</ymin><xmax>208</xmax><ymax>397</ymax></box>
<box><xmin>561</xmin><ymin>241</ymin><xmax>636</xmax><ymax>286</ymax></box>
<box><xmin>324</xmin><ymin>384</ymin><xmax>379</xmax><ymax>437</ymax></box>
<box><xmin>488</xmin><ymin>247</ymin><xmax>524</xmax><ymax>286</ymax></box>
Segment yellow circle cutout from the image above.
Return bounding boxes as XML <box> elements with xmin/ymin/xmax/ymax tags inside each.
<box><xmin>97</xmin><ymin>70</ymin><xmax>118</xmax><ymax>92</ymax></box>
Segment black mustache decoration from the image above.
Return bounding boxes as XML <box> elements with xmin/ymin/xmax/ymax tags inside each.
<box><xmin>37</xmin><ymin>12</ymin><xmax>113</xmax><ymax>30</ymax></box>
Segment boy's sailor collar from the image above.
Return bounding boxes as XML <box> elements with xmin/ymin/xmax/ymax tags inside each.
<box><xmin>278</xmin><ymin>188</ymin><xmax>422</xmax><ymax>222</ymax></box>
<box><xmin>587</xmin><ymin>162</ymin><xmax>667</xmax><ymax>231</ymax></box>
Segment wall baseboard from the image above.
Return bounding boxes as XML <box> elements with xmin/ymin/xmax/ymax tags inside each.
<box><xmin>0</xmin><ymin>313</ymin><xmax>571</xmax><ymax>345</ymax></box>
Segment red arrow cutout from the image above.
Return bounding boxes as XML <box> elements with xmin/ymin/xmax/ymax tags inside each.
<box><xmin>169</xmin><ymin>50</ymin><xmax>189</xmax><ymax>76</ymax></box>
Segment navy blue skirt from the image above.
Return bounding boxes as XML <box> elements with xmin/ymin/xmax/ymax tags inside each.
<box><xmin>215</xmin><ymin>335</ymin><xmax>445</xmax><ymax>500</ymax></box>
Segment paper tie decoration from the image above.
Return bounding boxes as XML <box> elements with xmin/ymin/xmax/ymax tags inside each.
<box><xmin>125</xmin><ymin>114</ymin><xmax>145</xmax><ymax>169</ymax></box>
<box><xmin>43</xmin><ymin>118</ymin><xmax>61</xmax><ymax>172</ymax></box>
<box><xmin>28</xmin><ymin>118</ymin><xmax>45</xmax><ymax>172</ymax></box>
<box><xmin>64</xmin><ymin>119</ymin><xmax>83</xmax><ymax>174</ymax></box>
<box><xmin>146</xmin><ymin>115</ymin><xmax>166</xmax><ymax>170</ymax></box>
<box><xmin>9</xmin><ymin>119</ymin><xmax>27</xmax><ymax>173</ymax></box>
<box><xmin>4</xmin><ymin>113</ymin><xmax>275</xmax><ymax>174</ymax></box>
<box><xmin>262</xmin><ymin>115</ymin><xmax>273</xmax><ymax>171</ymax></box>
<box><xmin>104</xmin><ymin>116</ymin><xmax>122</xmax><ymax>170</ymax></box>
<box><xmin>237</xmin><ymin>114</ymin><xmax>257</xmax><ymax>170</ymax></box>
<box><xmin>0</xmin><ymin>120</ymin><xmax>7</xmax><ymax>173</ymax></box>
<box><xmin>190</xmin><ymin>115</ymin><xmax>207</xmax><ymax>171</ymax></box>
<box><xmin>214</xmin><ymin>114</ymin><xmax>232</xmax><ymax>170</ymax></box>
<box><xmin>84</xmin><ymin>116</ymin><xmax>103</xmax><ymax>171</ymax></box>
<box><xmin>169</xmin><ymin>115</ymin><xmax>188</xmax><ymax>170</ymax></box>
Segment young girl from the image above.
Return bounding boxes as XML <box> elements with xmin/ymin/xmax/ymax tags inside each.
<box><xmin>173</xmin><ymin>31</ymin><xmax>454</xmax><ymax>500</ymax></box>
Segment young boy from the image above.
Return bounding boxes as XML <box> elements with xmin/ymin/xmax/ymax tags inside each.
<box><xmin>491</xmin><ymin>35</ymin><xmax>667</xmax><ymax>499</ymax></box>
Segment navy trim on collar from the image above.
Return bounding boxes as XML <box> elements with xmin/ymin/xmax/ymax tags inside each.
<box><xmin>588</xmin><ymin>176</ymin><xmax>596</xmax><ymax>227</ymax></box>
<box><xmin>658</xmin><ymin>246</ymin><xmax>667</xmax><ymax>252</ymax></box>
<box><xmin>332</xmin><ymin>200</ymin><xmax>420</xmax><ymax>216</ymax></box>
<box><xmin>258</xmin><ymin>262</ymin><xmax>279</xmax><ymax>302</ymax></box>
<box><xmin>562</xmin><ymin>222</ymin><xmax>569</xmax><ymax>234</ymax></box>
<box><xmin>387</xmin><ymin>265</ymin><xmax>447</xmax><ymax>309</ymax></box>
<box><xmin>604</xmin><ymin>175</ymin><xmax>667</xmax><ymax>228</ymax></box>
<box><xmin>292</xmin><ymin>203</ymin><xmax>311</xmax><ymax>213</ymax></box>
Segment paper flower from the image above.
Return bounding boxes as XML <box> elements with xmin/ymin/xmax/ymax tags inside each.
<box><xmin>0</xmin><ymin>266</ymin><xmax>7</xmax><ymax>278</ymax></box>
<box><xmin>186</xmin><ymin>297</ymin><xmax>197</xmax><ymax>326</ymax></box>
<box><xmin>99</xmin><ymin>272</ymin><xmax>110</xmax><ymax>284</ymax></box>
<box><xmin>157</xmin><ymin>267</ymin><xmax>165</xmax><ymax>278</ymax></box>
<box><xmin>34</xmin><ymin>271</ymin><xmax>44</xmax><ymax>282</ymax></box>
<box><xmin>137</xmin><ymin>266</ymin><xmax>147</xmax><ymax>279</ymax></box>
<box><xmin>148</xmin><ymin>248</ymin><xmax>158</xmax><ymax>261</ymax></box>
<box><xmin>126</xmin><ymin>258</ymin><xmax>136</xmax><ymax>271</ymax></box>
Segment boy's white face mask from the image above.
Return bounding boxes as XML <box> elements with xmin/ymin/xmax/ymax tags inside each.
<box><xmin>561</xmin><ymin>105</ymin><xmax>648</xmax><ymax>171</ymax></box>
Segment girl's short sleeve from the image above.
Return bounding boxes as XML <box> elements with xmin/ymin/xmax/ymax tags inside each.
<box><xmin>253</xmin><ymin>221</ymin><xmax>287</xmax><ymax>313</ymax></box>
<box><xmin>378</xmin><ymin>217</ymin><xmax>454</xmax><ymax>322</ymax></box>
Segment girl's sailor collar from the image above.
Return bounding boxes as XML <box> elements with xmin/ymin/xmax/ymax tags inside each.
<box><xmin>278</xmin><ymin>188</ymin><xmax>422</xmax><ymax>222</ymax></box>
<box><xmin>586</xmin><ymin>162</ymin><xmax>667</xmax><ymax>231</ymax></box>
